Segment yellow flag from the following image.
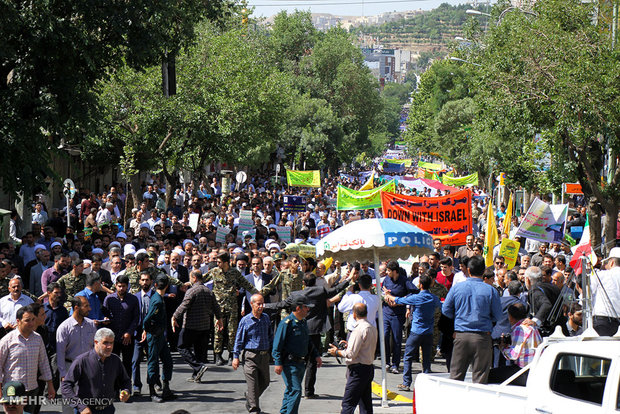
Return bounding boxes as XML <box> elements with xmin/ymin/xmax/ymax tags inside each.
<box><xmin>502</xmin><ymin>193</ymin><xmax>513</xmax><ymax>236</ymax></box>
<box><xmin>484</xmin><ymin>201</ymin><xmax>498</xmax><ymax>267</ymax></box>
<box><xmin>359</xmin><ymin>171</ymin><xmax>375</xmax><ymax>191</ymax></box>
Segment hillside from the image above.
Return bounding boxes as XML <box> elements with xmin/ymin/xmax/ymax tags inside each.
<box><xmin>351</xmin><ymin>4</ymin><xmax>479</xmax><ymax>53</ymax></box>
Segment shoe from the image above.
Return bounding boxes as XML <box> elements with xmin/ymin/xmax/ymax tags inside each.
<box><xmin>305</xmin><ymin>394</ymin><xmax>319</xmax><ymax>399</ymax></box>
<box><xmin>397</xmin><ymin>384</ymin><xmax>411</xmax><ymax>391</ymax></box>
<box><xmin>186</xmin><ymin>376</ymin><xmax>197</xmax><ymax>383</ymax></box>
<box><xmin>149</xmin><ymin>385</ymin><xmax>163</xmax><ymax>403</ymax></box>
<box><xmin>161</xmin><ymin>381</ymin><xmax>177</xmax><ymax>401</ymax></box>
<box><xmin>132</xmin><ymin>388</ymin><xmax>141</xmax><ymax>397</ymax></box>
<box><xmin>215</xmin><ymin>353</ymin><xmax>226</xmax><ymax>366</ymax></box>
<box><xmin>194</xmin><ymin>364</ymin><xmax>209</xmax><ymax>382</ymax></box>
<box><xmin>390</xmin><ymin>367</ymin><xmax>399</xmax><ymax>374</ymax></box>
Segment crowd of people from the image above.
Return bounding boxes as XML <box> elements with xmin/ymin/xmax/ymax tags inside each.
<box><xmin>0</xmin><ymin>166</ymin><xmax>618</xmax><ymax>414</ymax></box>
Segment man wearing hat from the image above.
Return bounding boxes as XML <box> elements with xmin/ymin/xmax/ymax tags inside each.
<box><xmin>592</xmin><ymin>247</ymin><xmax>620</xmax><ymax>336</ymax></box>
<box><xmin>272</xmin><ymin>295</ymin><xmax>321</xmax><ymax>414</ymax></box>
<box><xmin>96</xmin><ymin>203</ymin><xmax>115</xmax><ymax>226</ymax></box>
<box><xmin>0</xmin><ymin>381</ymin><xmax>27</xmax><ymax>413</ymax></box>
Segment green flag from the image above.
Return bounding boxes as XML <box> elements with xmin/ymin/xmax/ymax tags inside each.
<box><xmin>417</xmin><ymin>161</ymin><xmax>442</xmax><ymax>171</ymax></box>
<box><xmin>286</xmin><ymin>170</ymin><xmax>321</xmax><ymax>187</ymax></box>
<box><xmin>336</xmin><ymin>180</ymin><xmax>396</xmax><ymax>210</ymax></box>
<box><xmin>442</xmin><ymin>172</ymin><xmax>479</xmax><ymax>187</ymax></box>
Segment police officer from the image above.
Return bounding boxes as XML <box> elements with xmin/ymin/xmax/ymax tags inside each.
<box><xmin>204</xmin><ymin>252</ymin><xmax>260</xmax><ymax>366</ymax></box>
<box><xmin>142</xmin><ymin>275</ymin><xmax>176</xmax><ymax>403</ymax></box>
<box><xmin>272</xmin><ymin>296</ymin><xmax>322</xmax><ymax>414</ymax></box>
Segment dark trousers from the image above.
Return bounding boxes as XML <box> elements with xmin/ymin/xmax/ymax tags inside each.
<box><xmin>383</xmin><ymin>313</ymin><xmax>405</xmax><ymax>368</ymax></box>
<box><xmin>24</xmin><ymin>387</ymin><xmax>40</xmax><ymax>414</ymax></box>
<box><xmin>450</xmin><ymin>332</ymin><xmax>493</xmax><ymax>384</ymax></box>
<box><xmin>281</xmin><ymin>362</ymin><xmax>305</xmax><ymax>414</ymax></box>
<box><xmin>113</xmin><ymin>341</ymin><xmax>133</xmax><ymax>380</ymax></box>
<box><xmin>304</xmin><ymin>334</ymin><xmax>322</xmax><ymax>396</ymax></box>
<box><xmin>403</xmin><ymin>333</ymin><xmax>433</xmax><ymax>386</ymax></box>
<box><xmin>243</xmin><ymin>350</ymin><xmax>270</xmax><ymax>413</ymax></box>
<box><xmin>131</xmin><ymin>334</ymin><xmax>149</xmax><ymax>389</ymax></box>
<box><xmin>178</xmin><ymin>328</ymin><xmax>209</xmax><ymax>375</ymax></box>
<box><xmin>593</xmin><ymin>316</ymin><xmax>620</xmax><ymax>336</ymax></box>
<box><xmin>146</xmin><ymin>332</ymin><xmax>173</xmax><ymax>384</ymax></box>
<box><xmin>341</xmin><ymin>364</ymin><xmax>374</xmax><ymax>414</ymax></box>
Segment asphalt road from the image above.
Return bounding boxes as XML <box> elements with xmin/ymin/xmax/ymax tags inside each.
<box><xmin>41</xmin><ymin>351</ymin><xmax>448</xmax><ymax>413</ymax></box>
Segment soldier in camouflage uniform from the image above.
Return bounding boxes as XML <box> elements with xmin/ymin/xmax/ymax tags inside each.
<box><xmin>57</xmin><ymin>259</ymin><xmax>88</xmax><ymax>309</ymax></box>
<box><xmin>125</xmin><ymin>252</ymin><xmax>185</xmax><ymax>294</ymax></box>
<box><xmin>428</xmin><ymin>273</ymin><xmax>448</xmax><ymax>362</ymax></box>
<box><xmin>203</xmin><ymin>252</ymin><xmax>260</xmax><ymax>366</ymax></box>
<box><xmin>0</xmin><ymin>261</ymin><xmax>38</xmax><ymax>302</ymax></box>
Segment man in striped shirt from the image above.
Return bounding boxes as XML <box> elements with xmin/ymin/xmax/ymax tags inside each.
<box><xmin>0</xmin><ymin>305</ymin><xmax>55</xmax><ymax>413</ymax></box>
<box><xmin>501</xmin><ymin>302</ymin><xmax>542</xmax><ymax>368</ymax></box>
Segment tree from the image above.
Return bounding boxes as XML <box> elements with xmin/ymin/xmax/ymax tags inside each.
<box><xmin>474</xmin><ymin>0</ymin><xmax>620</xmax><ymax>253</ymax></box>
<box><xmin>0</xmin><ymin>0</ymin><xmax>233</xmax><ymax>199</ymax></box>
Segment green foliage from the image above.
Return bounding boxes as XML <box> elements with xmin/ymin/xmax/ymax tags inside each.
<box><xmin>0</xmin><ymin>0</ymin><xmax>233</xmax><ymax>198</ymax></box>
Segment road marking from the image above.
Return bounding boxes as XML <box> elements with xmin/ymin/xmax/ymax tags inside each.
<box><xmin>371</xmin><ymin>381</ymin><xmax>413</xmax><ymax>403</ymax></box>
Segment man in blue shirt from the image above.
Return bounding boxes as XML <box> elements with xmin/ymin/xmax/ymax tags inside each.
<box><xmin>385</xmin><ymin>273</ymin><xmax>441</xmax><ymax>391</ymax></box>
<box><xmin>381</xmin><ymin>260</ymin><xmax>418</xmax><ymax>374</ymax></box>
<box><xmin>232</xmin><ymin>293</ymin><xmax>273</xmax><ymax>413</ymax></box>
<box><xmin>75</xmin><ymin>273</ymin><xmax>106</xmax><ymax>323</ymax></box>
<box><xmin>442</xmin><ymin>255</ymin><xmax>503</xmax><ymax>384</ymax></box>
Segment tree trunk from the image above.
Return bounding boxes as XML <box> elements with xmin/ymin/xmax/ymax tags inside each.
<box><xmin>123</xmin><ymin>180</ymin><xmax>133</xmax><ymax>225</ymax></box>
<box><xmin>129</xmin><ymin>173</ymin><xmax>141</xmax><ymax>212</ymax></box>
<box><xmin>588</xmin><ymin>199</ymin><xmax>603</xmax><ymax>255</ymax></box>
<box><xmin>161</xmin><ymin>164</ymin><xmax>176</xmax><ymax>210</ymax></box>
<box><xmin>523</xmin><ymin>189</ymin><xmax>532</xmax><ymax>213</ymax></box>
<box><xmin>603</xmin><ymin>204</ymin><xmax>618</xmax><ymax>256</ymax></box>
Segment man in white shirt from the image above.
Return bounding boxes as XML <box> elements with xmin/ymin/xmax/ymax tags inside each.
<box><xmin>337</xmin><ymin>274</ymin><xmax>380</xmax><ymax>333</ymax></box>
<box><xmin>0</xmin><ymin>277</ymin><xmax>34</xmax><ymax>331</ymax></box>
<box><xmin>592</xmin><ymin>248</ymin><xmax>620</xmax><ymax>336</ymax></box>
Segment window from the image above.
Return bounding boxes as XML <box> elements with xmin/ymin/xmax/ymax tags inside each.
<box><xmin>550</xmin><ymin>353</ymin><xmax>610</xmax><ymax>405</ymax></box>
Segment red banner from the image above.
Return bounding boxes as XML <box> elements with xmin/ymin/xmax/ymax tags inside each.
<box><xmin>381</xmin><ymin>189</ymin><xmax>472</xmax><ymax>246</ymax></box>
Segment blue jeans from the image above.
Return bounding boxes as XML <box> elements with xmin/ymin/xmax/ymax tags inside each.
<box><xmin>402</xmin><ymin>332</ymin><xmax>433</xmax><ymax>386</ymax></box>
<box><xmin>281</xmin><ymin>362</ymin><xmax>305</xmax><ymax>414</ymax></box>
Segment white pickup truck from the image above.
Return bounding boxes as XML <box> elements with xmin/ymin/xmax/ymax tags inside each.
<box><xmin>414</xmin><ymin>336</ymin><xmax>620</xmax><ymax>414</ymax></box>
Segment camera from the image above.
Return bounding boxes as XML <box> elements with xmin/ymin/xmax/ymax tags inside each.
<box><xmin>492</xmin><ymin>333</ymin><xmax>512</xmax><ymax>347</ymax></box>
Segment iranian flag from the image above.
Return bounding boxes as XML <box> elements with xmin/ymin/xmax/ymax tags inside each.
<box><xmin>570</xmin><ymin>215</ymin><xmax>597</xmax><ymax>274</ymax></box>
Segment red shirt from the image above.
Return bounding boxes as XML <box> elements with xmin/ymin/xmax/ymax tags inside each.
<box><xmin>436</xmin><ymin>271</ymin><xmax>454</xmax><ymax>290</ymax></box>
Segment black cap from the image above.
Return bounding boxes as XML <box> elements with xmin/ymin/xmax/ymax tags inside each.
<box><xmin>0</xmin><ymin>381</ymin><xmax>26</xmax><ymax>404</ymax></box>
<box><xmin>291</xmin><ymin>295</ymin><xmax>314</xmax><ymax>309</ymax></box>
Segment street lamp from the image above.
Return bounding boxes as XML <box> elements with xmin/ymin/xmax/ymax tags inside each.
<box><xmin>449</xmin><ymin>56</ymin><xmax>482</xmax><ymax>67</ymax></box>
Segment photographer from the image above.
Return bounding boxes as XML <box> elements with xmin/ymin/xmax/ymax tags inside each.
<box><xmin>501</xmin><ymin>302</ymin><xmax>542</xmax><ymax>368</ymax></box>
<box><xmin>328</xmin><ymin>303</ymin><xmax>377</xmax><ymax>414</ymax></box>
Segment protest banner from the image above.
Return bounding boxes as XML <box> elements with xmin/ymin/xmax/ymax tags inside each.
<box><xmin>188</xmin><ymin>213</ymin><xmax>200</xmax><ymax>232</ymax></box>
<box><xmin>499</xmin><ymin>239</ymin><xmax>520</xmax><ymax>270</ymax></box>
<box><xmin>382</xmin><ymin>162</ymin><xmax>405</xmax><ymax>173</ymax></box>
<box><xmin>286</xmin><ymin>170</ymin><xmax>321</xmax><ymax>187</ymax></box>
<box><xmin>380</xmin><ymin>189</ymin><xmax>472</xmax><ymax>245</ymax></box>
<box><xmin>484</xmin><ymin>201</ymin><xmax>498</xmax><ymax>267</ymax></box>
<box><xmin>384</xmin><ymin>159</ymin><xmax>413</xmax><ymax>167</ymax></box>
<box><xmin>283</xmin><ymin>195</ymin><xmax>306</xmax><ymax>212</ymax></box>
<box><xmin>337</xmin><ymin>180</ymin><xmax>396</xmax><ymax>211</ymax></box>
<box><xmin>215</xmin><ymin>226</ymin><xmax>230</xmax><ymax>244</ymax></box>
<box><xmin>276</xmin><ymin>225</ymin><xmax>292</xmax><ymax>243</ymax></box>
<box><xmin>563</xmin><ymin>183</ymin><xmax>583</xmax><ymax>195</ymax></box>
<box><xmin>359</xmin><ymin>171</ymin><xmax>375</xmax><ymax>190</ymax></box>
<box><xmin>237</xmin><ymin>210</ymin><xmax>254</xmax><ymax>237</ymax></box>
<box><xmin>417</xmin><ymin>161</ymin><xmax>443</xmax><ymax>171</ymax></box>
<box><xmin>441</xmin><ymin>172</ymin><xmax>479</xmax><ymax>187</ymax></box>
<box><xmin>514</xmin><ymin>198</ymin><xmax>569</xmax><ymax>244</ymax></box>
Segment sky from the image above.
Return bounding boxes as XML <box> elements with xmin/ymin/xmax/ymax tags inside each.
<box><xmin>248</xmin><ymin>0</ymin><xmax>482</xmax><ymax>19</ymax></box>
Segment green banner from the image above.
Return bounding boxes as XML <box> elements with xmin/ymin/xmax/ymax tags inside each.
<box><xmin>384</xmin><ymin>159</ymin><xmax>412</xmax><ymax>167</ymax></box>
<box><xmin>286</xmin><ymin>170</ymin><xmax>321</xmax><ymax>187</ymax></box>
<box><xmin>417</xmin><ymin>161</ymin><xmax>443</xmax><ymax>171</ymax></box>
<box><xmin>395</xmin><ymin>140</ymin><xmax>406</xmax><ymax>146</ymax></box>
<box><xmin>336</xmin><ymin>180</ymin><xmax>396</xmax><ymax>210</ymax></box>
<box><xmin>441</xmin><ymin>172</ymin><xmax>479</xmax><ymax>187</ymax></box>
